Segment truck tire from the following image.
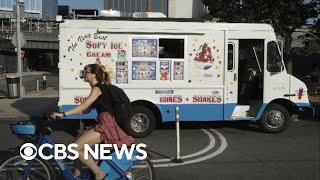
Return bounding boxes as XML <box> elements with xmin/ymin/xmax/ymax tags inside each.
<box><xmin>124</xmin><ymin>105</ymin><xmax>156</xmax><ymax>138</ymax></box>
<box><xmin>258</xmin><ymin>103</ymin><xmax>291</xmax><ymax>133</ymax></box>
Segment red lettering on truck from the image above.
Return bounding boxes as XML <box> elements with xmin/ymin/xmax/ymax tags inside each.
<box><xmin>74</xmin><ymin>97</ymin><xmax>88</xmax><ymax>104</ymax></box>
<box><xmin>160</xmin><ymin>95</ymin><xmax>183</xmax><ymax>103</ymax></box>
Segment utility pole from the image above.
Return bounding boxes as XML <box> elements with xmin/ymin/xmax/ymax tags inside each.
<box><xmin>16</xmin><ymin>0</ymin><xmax>23</xmax><ymax>97</ymax></box>
<box><xmin>104</xmin><ymin>0</ymin><xmax>109</xmax><ymax>10</ymax></box>
<box><xmin>147</xmin><ymin>0</ymin><xmax>152</xmax><ymax>12</ymax></box>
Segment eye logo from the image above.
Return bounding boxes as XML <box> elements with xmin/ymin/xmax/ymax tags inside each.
<box><xmin>20</xmin><ymin>143</ymin><xmax>37</xmax><ymax>160</ymax></box>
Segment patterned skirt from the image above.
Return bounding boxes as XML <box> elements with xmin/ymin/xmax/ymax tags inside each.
<box><xmin>93</xmin><ymin>112</ymin><xmax>134</xmax><ymax>147</ymax></box>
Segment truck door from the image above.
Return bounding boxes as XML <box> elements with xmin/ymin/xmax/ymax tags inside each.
<box><xmin>224</xmin><ymin>40</ymin><xmax>239</xmax><ymax>119</ymax></box>
<box><xmin>264</xmin><ymin>40</ymin><xmax>290</xmax><ymax>102</ymax></box>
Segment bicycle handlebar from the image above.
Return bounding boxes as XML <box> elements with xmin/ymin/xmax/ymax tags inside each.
<box><xmin>33</xmin><ymin>114</ymin><xmax>58</xmax><ymax>135</ymax></box>
<box><xmin>47</xmin><ymin>113</ymin><xmax>60</xmax><ymax>121</ymax></box>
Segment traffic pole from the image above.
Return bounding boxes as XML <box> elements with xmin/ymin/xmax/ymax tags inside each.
<box><xmin>16</xmin><ymin>0</ymin><xmax>23</xmax><ymax>97</ymax></box>
<box><xmin>172</xmin><ymin>106</ymin><xmax>183</xmax><ymax>163</ymax></box>
<box><xmin>36</xmin><ymin>79</ymin><xmax>39</xmax><ymax>92</ymax></box>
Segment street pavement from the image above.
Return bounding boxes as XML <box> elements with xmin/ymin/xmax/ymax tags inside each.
<box><xmin>0</xmin><ymin>72</ymin><xmax>319</xmax><ymax>180</ymax></box>
<box><xmin>0</xmin><ymin>118</ymin><xmax>319</xmax><ymax>180</ymax></box>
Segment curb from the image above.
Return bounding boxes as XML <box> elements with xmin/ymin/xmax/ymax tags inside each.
<box><xmin>0</xmin><ymin>72</ymin><xmax>56</xmax><ymax>80</ymax></box>
<box><xmin>0</xmin><ymin>116</ymin><xmax>30</xmax><ymax>122</ymax></box>
<box><xmin>0</xmin><ymin>87</ymin><xmax>58</xmax><ymax>98</ymax></box>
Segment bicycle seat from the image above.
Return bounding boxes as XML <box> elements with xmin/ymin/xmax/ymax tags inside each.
<box><xmin>10</xmin><ymin>119</ymin><xmax>52</xmax><ymax>136</ymax></box>
<box><xmin>11</xmin><ymin>121</ymin><xmax>36</xmax><ymax>135</ymax></box>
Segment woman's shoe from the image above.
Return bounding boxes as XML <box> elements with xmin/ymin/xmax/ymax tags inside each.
<box><xmin>75</xmin><ymin>173</ymin><xmax>91</xmax><ymax>180</ymax></box>
<box><xmin>95</xmin><ymin>172</ymin><xmax>108</xmax><ymax>180</ymax></box>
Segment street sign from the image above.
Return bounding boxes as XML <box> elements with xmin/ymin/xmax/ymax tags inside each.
<box><xmin>11</xmin><ymin>32</ymin><xmax>26</xmax><ymax>48</ymax></box>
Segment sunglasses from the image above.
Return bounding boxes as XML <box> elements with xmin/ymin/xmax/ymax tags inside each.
<box><xmin>79</xmin><ymin>70</ymin><xmax>92</xmax><ymax>79</ymax></box>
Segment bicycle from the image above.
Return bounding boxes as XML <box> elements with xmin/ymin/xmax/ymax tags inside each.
<box><xmin>0</xmin><ymin>115</ymin><xmax>154</xmax><ymax>180</ymax></box>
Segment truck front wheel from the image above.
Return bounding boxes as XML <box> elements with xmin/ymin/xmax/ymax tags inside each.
<box><xmin>124</xmin><ymin>105</ymin><xmax>156</xmax><ymax>138</ymax></box>
<box><xmin>258</xmin><ymin>103</ymin><xmax>291</xmax><ymax>133</ymax></box>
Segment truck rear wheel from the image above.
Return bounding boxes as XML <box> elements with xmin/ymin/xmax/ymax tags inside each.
<box><xmin>124</xmin><ymin>105</ymin><xmax>156</xmax><ymax>138</ymax></box>
<box><xmin>258</xmin><ymin>103</ymin><xmax>291</xmax><ymax>133</ymax></box>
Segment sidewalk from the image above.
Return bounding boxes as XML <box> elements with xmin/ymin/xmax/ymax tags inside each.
<box><xmin>0</xmin><ymin>87</ymin><xmax>58</xmax><ymax>121</ymax></box>
<box><xmin>0</xmin><ymin>71</ymin><xmax>58</xmax><ymax>96</ymax></box>
<box><xmin>0</xmin><ymin>71</ymin><xmax>52</xmax><ymax>80</ymax></box>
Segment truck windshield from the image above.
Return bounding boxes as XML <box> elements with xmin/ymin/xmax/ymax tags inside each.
<box><xmin>267</xmin><ymin>41</ymin><xmax>283</xmax><ymax>73</ymax></box>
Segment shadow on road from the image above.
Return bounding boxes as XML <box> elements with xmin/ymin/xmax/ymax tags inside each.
<box><xmin>9</xmin><ymin>98</ymin><xmax>83</xmax><ymax>137</ymax></box>
<box><xmin>0</xmin><ymin>149</ymin><xmax>19</xmax><ymax>162</ymax></box>
<box><xmin>158</xmin><ymin>116</ymin><xmax>320</xmax><ymax>134</ymax></box>
<box><xmin>11</xmin><ymin>97</ymin><xmax>59</xmax><ymax>117</ymax></box>
<box><xmin>158</xmin><ymin>120</ymin><xmax>262</xmax><ymax>132</ymax></box>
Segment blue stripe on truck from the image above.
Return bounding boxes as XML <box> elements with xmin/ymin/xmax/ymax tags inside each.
<box><xmin>59</xmin><ymin>104</ymin><xmax>238</xmax><ymax>121</ymax></box>
<box><xmin>59</xmin><ymin>102</ymin><xmax>310</xmax><ymax>121</ymax></box>
<box><xmin>295</xmin><ymin>103</ymin><xmax>312</xmax><ymax>107</ymax></box>
<box><xmin>157</xmin><ymin>104</ymin><xmax>224</xmax><ymax>122</ymax></box>
<box><xmin>59</xmin><ymin>105</ymin><xmax>97</xmax><ymax>119</ymax></box>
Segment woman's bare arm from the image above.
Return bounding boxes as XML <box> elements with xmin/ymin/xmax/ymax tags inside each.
<box><xmin>82</xmin><ymin>105</ymin><xmax>93</xmax><ymax>114</ymax></box>
<box><xmin>64</xmin><ymin>87</ymin><xmax>101</xmax><ymax>116</ymax></box>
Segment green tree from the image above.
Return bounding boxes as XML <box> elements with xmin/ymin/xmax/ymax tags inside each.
<box><xmin>202</xmin><ymin>0</ymin><xmax>319</xmax><ymax>71</ymax></box>
<box><xmin>293</xmin><ymin>2</ymin><xmax>320</xmax><ymax>56</ymax></box>
<box><xmin>245</xmin><ymin>0</ymin><xmax>317</xmax><ymax>60</ymax></box>
<box><xmin>202</xmin><ymin>0</ymin><xmax>243</xmax><ymax>22</ymax></box>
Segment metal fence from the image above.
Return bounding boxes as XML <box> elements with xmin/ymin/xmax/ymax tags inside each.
<box><xmin>0</xmin><ymin>19</ymin><xmax>59</xmax><ymax>50</ymax></box>
<box><xmin>0</xmin><ymin>19</ymin><xmax>59</xmax><ymax>33</ymax></box>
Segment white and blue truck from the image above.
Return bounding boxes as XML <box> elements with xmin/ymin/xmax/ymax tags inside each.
<box><xmin>58</xmin><ymin>16</ymin><xmax>311</xmax><ymax>137</ymax></box>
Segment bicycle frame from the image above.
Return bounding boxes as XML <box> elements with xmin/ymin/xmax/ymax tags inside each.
<box><xmin>21</xmin><ymin>134</ymin><xmax>131</xmax><ymax>180</ymax></box>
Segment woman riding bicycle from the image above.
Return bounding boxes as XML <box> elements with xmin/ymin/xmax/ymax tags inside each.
<box><xmin>51</xmin><ymin>64</ymin><xmax>134</xmax><ymax>180</ymax></box>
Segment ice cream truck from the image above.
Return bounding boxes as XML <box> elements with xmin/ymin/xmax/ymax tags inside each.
<box><xmin>58</xmin><ymin>17</ymin><xmax>311</xmax><ymax>137</ymax></box>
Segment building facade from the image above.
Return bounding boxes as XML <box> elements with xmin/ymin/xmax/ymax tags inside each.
<box><xmin>168</xmin><ymin>0</ymin><xmax>205</xmax><ymax>18</ymax></box>
<box><xmin>0</xmin><ymin>0</ymin><xmax>57</xmax><ymax>20</ymax></box>
<box><xmin>104</xmin><ymin>0</ymin><xmax>205</xmax><ymax>18</ymax></box>
<box><xmin>42</xmin><ymin>0</ymin><xmax>58</xmax><ymax>20</ymax></box>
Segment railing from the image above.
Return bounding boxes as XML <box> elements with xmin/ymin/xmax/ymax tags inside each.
<box><xmin>0</xmin><ymin>19</ymin><xmax>59</xmax><ymax>43</ymax></box>
<box><xmin>0</xmin><ymin>19</ymin><xmax>59</xmax><ymax>33</ymax></box>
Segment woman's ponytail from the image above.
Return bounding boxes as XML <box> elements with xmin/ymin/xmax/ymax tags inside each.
<box><xmin>103</xmin><ymin>70</ymin><xmax>111</xmax><ymax>84</ymax></box>
<box><xmin>97</xmin><ymin>64</ymin><xmax>111</xmax><ymax>84</ymax></box>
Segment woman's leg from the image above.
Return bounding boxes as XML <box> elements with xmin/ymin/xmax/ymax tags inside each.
<box><xmin>74</xmin><ymin>160</ymin><xmax>82</xmax><ymax>177</ymax></box>
<box><xmin>74</xmin><ymin>128</ymin><xmax>106</xmax><ymax>179</ymax></box>
<box><xmin>73</xmin><ymin>129</ymin><xmax>89</xmax><ymax>176</ymax></box>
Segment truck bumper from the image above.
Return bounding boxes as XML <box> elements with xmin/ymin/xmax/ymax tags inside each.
<box><xmin>296</xmin><ymin>103</ymin><xmax>316</xmax><ymax>118</ymax></box>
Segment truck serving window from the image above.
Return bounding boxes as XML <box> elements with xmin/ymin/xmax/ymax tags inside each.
<box><xmin>228</xmin><ymin>43</ymin><xmax>234</xmax><ymax>71</ymax></box>
<box><xmin>267</xmin><ymin>41</ymin><xmax>283</xmax><ymax>73</ymax></box>
<box><xmin>159</xmin><ymin>39</ymin><xmax>184</xmax><ymax>59</ymax></box>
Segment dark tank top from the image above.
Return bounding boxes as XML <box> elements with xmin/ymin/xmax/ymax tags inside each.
<box><xmin>93</xmin><ymin>83</ymin><xmax>114</xmax><ymax>115</ymax></box>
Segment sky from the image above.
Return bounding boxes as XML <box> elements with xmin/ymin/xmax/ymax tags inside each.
<box><xmin>59</xmin><ymin>0</ymin><xmax>313</xmax><ymax>11</ymax></box>
<box><xmin>58</xmin><ymin>0</ymin><xmax>103</xmax><ymax>10</ymax></box>
<box><xmin>58</xmin><ymin>0</ymin><xmax>316</xmax><ymax>20</ymax></box>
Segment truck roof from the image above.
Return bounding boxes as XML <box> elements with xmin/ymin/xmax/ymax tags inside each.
<box><xmin>91</xmin><ymin>17</ymin><xmax>206</xmax><ymax>22</ymax></box>
<box><xmin>60</xmin><ymin>18</ymin><xmax>274</xmax><ymax>32</ymax></box>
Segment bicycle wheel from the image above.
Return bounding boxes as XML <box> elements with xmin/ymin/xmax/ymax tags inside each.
<box><xmin>124</xmin><ymin>159</ymin><xmax>155</xmax><ymax>180</ymax></box>
<box><xmin>0</xmin><ymin>155</ymin><xmax>55</xmax><ymax>180</ymax></box>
